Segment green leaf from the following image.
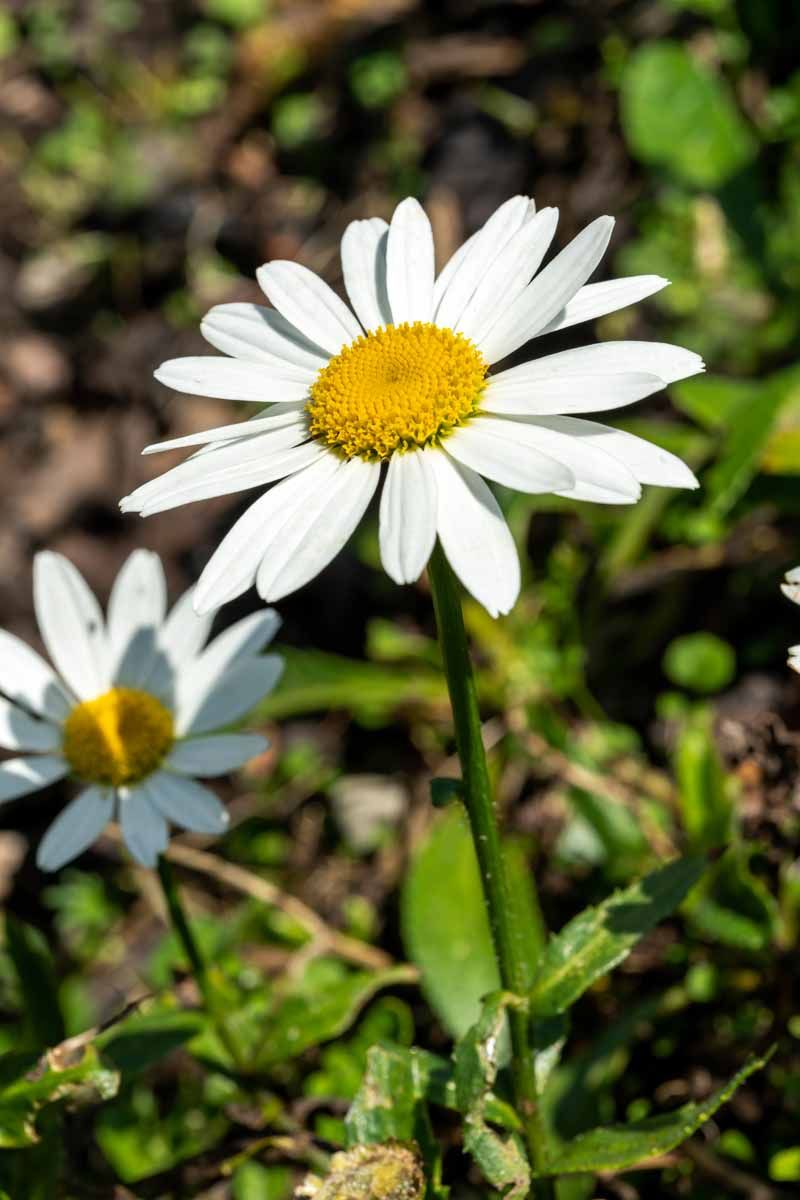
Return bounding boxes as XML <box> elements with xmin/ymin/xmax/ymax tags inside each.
<box><xmin>530</xmin><ymin>857</ymin><xmax>706</xmax><ymax>1018</ymax></box>
<box><xmin>454</xmin><ymin>992</ymin><xmax>531</xmax><ymax>1200</ymax></box>
<box><xmin>674</xmin><ymin>711</ymin><xmax>735</xmax><ymax>851</ymax></box>
<box><xmin>5</xmin><ymin>917</ymin><xmax>64</xmax><ymax>1049</ymax></box>
<box><xmin>0</xmin><ymin>1045</ymin><xmax>118</xmax><ymax>1148</ymax></box>
<box><xmin>620</xmin><ymin>42</ymin><xmax>756</xmax><ymax>187</ymax></box>
<box><xmin>686</xmin><ymin>844</ymin><xmax>779</xmax><ymax>951</ymax></box>
<box><xmin>99</xmin><ymin>1010</ymin><xmax>206</xmax><ymax>1075</ymax></box>
<box><xmin>232</xmin><ymin>1163</ymin><xmax>293</xmax><ymax>1200</ymax></box>
<box><xmin>253</xmin><ymin>966</ymin><xmax>415</xmax><ymax>1069</ymax></box>
<box><xmin>538</xmin><ymin>1053</ymin><xmax>770</xmax><ymax>1176</ymax></box>
<box><xmin>258</xmin><ymin>647</ymin><xmax>444</xmax><ymax>726</ymax></box>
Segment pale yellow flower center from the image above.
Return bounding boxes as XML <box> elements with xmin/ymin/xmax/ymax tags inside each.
<box><xmin>306</xmin><ymin>321</ymin><xmax>488</xmax><ymax>461</ymax></box>
<box><xmin>62</xmin><ymin>687</ymin><xmax>174</xmax><ymax>787</ymax></box>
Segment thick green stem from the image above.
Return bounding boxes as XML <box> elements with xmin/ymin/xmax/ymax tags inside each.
<box><xmin>156</xmin><ymin>855</ymin><xmax>243</xmax><ymax>1070</ymax></box>
<box><xmin>428</xmin><ymin>544</ymin><xmax>554</xmax><ymax>1199</ymax></box>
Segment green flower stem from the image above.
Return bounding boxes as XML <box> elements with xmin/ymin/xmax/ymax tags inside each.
<box><xmin>156</xmin><ymin>855</ymin><xmax>243</xmax><ymax>1070</ymax></box>
<box><xmin>428</xmin><ymin>543</ymin><xmax>553</xmax><ymax>1199</ymax></box>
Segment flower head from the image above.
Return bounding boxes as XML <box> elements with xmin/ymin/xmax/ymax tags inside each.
<box><xmin>0</xmin><ymin>550</ymin><xmax>282</xmax><ymax>870</ymax></box>
<box><xmin>122</xmin><ymin>197</ymin><xmax>703</xmax><ymax>617</ymax></box>
<box><xmin>781</xmin><ymin>565</ymin><xmax>800</xmax><ymax>674</ymax></box>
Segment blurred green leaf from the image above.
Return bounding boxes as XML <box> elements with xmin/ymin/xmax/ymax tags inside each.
<box><xmin>686</xmin><ymin>844</ymin><xmax>779</xmax><ymax>951</ymax></box>
<box><xmin>530</xmin><ymin>857</ymin><xmax>706</xmax><ymax>1018</ymax></box>
<box><xmin>674</xmin><ymin>710</ymin><xmax>735</xmax><ymax>850</ymax></box>
<box><xmin>5</xmin><ymin>917</ymin><xmax>64</xmax><ymax>1050</ymax></box>
<box><xmin>232</xmin><ymin>1163</ymin><xmax>293</xmax><ymax>1200</ymax></box>
<box><xmin>0</xmin><ymin>1045</ymin><xmax>118</xmax><ymax>1149</ymax></box>
<box><xmin>663</xmin><ymin>633</ymin><xmax>736</xmax><ymax>694</ymax></box>
<box><xmin>99</xmin><ymin>1011</ymin><xmax>206</xmax><ymax>1075</ymax></box>
<box><xmin>537</xmin><ymin>1052</ymin><xmax>769</xmax><ymax>1175</ymax></box>
<box><xmin>620</xmin><ymin>41</ymin><xmax>756</xmax><ymax>187</ymax></box>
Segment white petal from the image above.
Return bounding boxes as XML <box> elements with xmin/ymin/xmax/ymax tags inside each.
<box><xmin>119</xmin><ymin>784</ymin><xmax>169</xmax><ymax>867</ymax></box>
<box><xmin>784</xmin><ymin>566</ymin><xmax>800</xmax><ymax>583</ymax></box>
<box><xmin>385</xmin><ymin>198</ymin><xmax>435</xmax><ymax>324</ymax></box>
<box><xmin>482</xmin><ymin>372</ymin><xmax>666</xmax><ymax>416</ymax></box>
<box><xmin>173</xmin><ymin>610</ymin><xmax>282</xmax><ymax>730</ymax></box>
<box><xmin>432</xmin><ymin>230</ymin><xmax>479</xmax><ymax>309</ymax></box>
<box><xmin>479</xmin><ymin>216</ymin><xmax>615</xmax><ymax>364</ymax></box>
<box><xmin>781</xmin><ymin>581</ymin><xmax>800</xmax><ymax>605</ymax></box>
<box><xmin>201</xmin><ymin>303</ymin><xmax>324</xmax><ymax>374</ymax></box>
<box><xmin>255</xmin><ymin>457</ymin><xmax>380</xmax><ymax>602</ymax></box>
<box><xmin>488</xmin><ymin>340</ymin><xmax>704</xmax><ymax>389</ymax></box>
<box><xmin>435</xmin><ymin>196</ymin><xmax>534</xmax><ymax>329</ymax></box>
<box><xmin>0</xmin><ymin>630</ymin><xmax>73</xmax><ymax>721</ymax></box>
<box><xmin>0</xmin><ymin>699</ymin><xmax>61</xmax><ymax>752</ymax></box>
<box><xmin>379</xmin><ymin>450</ymin><xmax>438</xmax><ymax>585</ymax></box>
<box><xmin>177</xmin><ymin>656</ymin><xmax>284</xmax><ymax>736</ymax></box>
<box><xmin>512</xmin><ymin>416</ymin><xmax>641</xmax><ymax>502</ymax></box>
<box><xmin>36</xmin><ymin>786</ymin><xmax>114</xmax><ymax>871</ymax></box>
<box><xmin>161</xmin><ymin>588</ymin><xmax>214</xmax><ymax>666</ymax></box>
<box><xmin>445</xmin><ymin>419</ymin><xmax>574</xmax><ymax>493</ymax></box>
<box><xmin>0</xmin><ymin>755</ymin><xmax>67</xmax><ymax>806</ymax></box>
<box><xmin>341</xmin><ymin>217</ymin><xmax>392</xmax><ymax>333</ymax></box>
<box><xmin>430</xmin><ymin>453</ymin><xmax>520</xmax><ymax>618</ymax></box>
<box><xmin>107</xmin><ymin>550</ymin><xmax>167</xmax><ymax>686</ymax></box>
<box><xmin>257</xmin><ymin>261</ymin><xmax>362</xmax><ymax>354</ymax></box>
<box><xmin>142</xmin><ymin>403</ymin><xmax>306</xmax><ymax>455</ymax></box>
<box><xmin>539</xmin><ymin>276</ymin><xmax>669</xmax><ymax>336</ymax></box>
<box><xmin>456</xmin><ymin>207</ymin><xmax>559</xmax><ymax>342</ymax></box>
<box><xmin>33</xmin><ymin>552</ymin><xmax>109</xmax><ymax>701</ymax></box>
<box><xmin>154</xmin><ymin>356</ymin><xmax>311</xmax><ymax>403</ymax></box>
<box><xmin>537</xmin><ymin>416</ymin><xmax>699</xmax><ymax>489</ymax></box>
<box><xmin>147</xmin><ymin>772</ymin><xmax>230</xmax><ymax>834</ymax></box>
<box><xmin>192</xmin><ymin>454</ymin><xmax>342</xmax><ymax>615</ymax></box>
<box><xmin>124</xmin><ymin>438</ymin><xmax>324</xmax><ymax>519</ymax></box>
<box><xmin>165</xmin><ymin>734</ymin><xmax>267</xmax><ymax>777</ymax></box>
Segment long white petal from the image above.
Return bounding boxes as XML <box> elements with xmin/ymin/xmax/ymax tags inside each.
<box><xmin>341</xmin><ymin>217</ymin><xmax>392</xmax><ymax>332</ymax></box>
<box><xmin>154</xmin><ymin>357</ymin><xmax>311</xmax><ymax>403</ymax></box>
<box><xmin>430</xmin><ymin>453</ymin><xmax>520</xmax><ymax>618</ymax></box>
<box><xmin>479</xmin><ymin>216</ymin><xmax>615</xmax><ymax>364</ymax></box>
<box><xmin>119</xmin><ymin>784</ymin><xmax>169</xmax><ymax>867</ymax></box>
<box><xmin>173</xmin><ymin>610</ymin><xmax>281</xmax><ymax>730</ymax></box>
<box><xmin>107</xmin><ymin>550</ymin><xmax>167</xmax><ymax>686</ymax></box>
<box><xmin>0</xmin><ymin>755</ymin><xmax>67</xmax><ymax>806</ymax></box>
<box><xmin>386</xmin><ymin>198</ymin><xmax>435</xmax><ymax>324</ymax></box>
<box><xmin>141</xmin><ymin>584</ymin><xmax>216</xmax><ymax>701</ymax></box>
<box><xmin>201</xmin><ymin>303</ymin><xmax>324</xmax><ymax>374</ymax></box>
<box><xmin>445</xmin><ymin>419</ymin><xmax>574</xmax><ymax>493</ymax></box>
<box><xmin>33</xmin><ymin>552</ymin><xmax>109</xmax><ymax>701</ymax></box>
<box><xmin>456</xmin><ymin>207</ymin><xmax>559</xmax><ymax>342</ymax></box>
<box><xmin>539</xmin><ymin>276</ymin><xmax>669</xmax><ymax>336</ymax></box>
<box><xmin>257</xmin><ymin>261</ymin><xmax>362</xmax><ymax>354</ymax></box>
<box><xmin>192</xmin><ymin>454</ymin><xmax>342</xmax><ymax>614</ymax></box>
<box><xmin>535</xmin><ymin>416</ymin><xmax>699</xmax><ymax>489</ymax></box>
<box><xmin>432</xmin><ymin>230</ymin><xmax>479</xmax><ymax>309</ymax></box>
<box><xmin>379</xmin><ymin>450</ymin><xmax>438</xmax><ymax>585</ymax></box>
<box><xmin>488</xmin><ymin>340</ymin><xmax>704</xmax><ymax>388</ymax></box>
<box><xmin>482</xmin><ymin>372</ymin><xmax>666</xmax><ymax>416</ymax></box>
<box><xmin>256</xmin><ymin>457</ymin><xmax>380</xmax><ymax>602</ymax></box>
<box><xmin>165</xmin><ymin>734</ymin><xmax>267</xmax><ymax>777</ymax></box>
<box><xmin>123</xmin><ymin>437</ymin><xmax>323</xmax><ymax>518</ymax></box>
<box><xmin>36</xmin><ymin>786</ymin><xmax>114</xmax><ymax>871</ymax></box>
<box><xmin>510</xmin><ymin>416</ymin><xmax>641</xmax><ymax>502</ymax></box>
<box><xmin>178</xmin><ymin>656</ymin><xmax>284</xmax><ymax>736</ymax></box>
<box><xmin>0</xmin><ymin>631</ymin><xmax>73</xmax><ymax>721</ymax></box>
<box><xmin>0</xmin><ymin>698</ymin><xmax>61</xmax><ymax>752</ymax></box>
<box><xmin>435</xmin><ymin>196</ymin><xmax>534</xmax><ymax>329</ymax></box>
<box><xmin>148</xmin><ymin>771</ymin><xmax>230</xmax><ymax>833</ymax></box>
<box><xmin>142</xmin><ymin>403</ymin><xmax>306</xmax><ymax>455</ymax></box>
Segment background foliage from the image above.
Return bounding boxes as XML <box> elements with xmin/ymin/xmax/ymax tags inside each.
<box><xmin>0</xmin><ymin>0</ymin><xmax>799</xmax><ymax>1196</ymax></box>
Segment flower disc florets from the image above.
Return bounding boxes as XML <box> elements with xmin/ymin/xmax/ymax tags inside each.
<box><xmin>307</xmin><ymin>321</ymin><xmax>487</xmax><ymax>460</ymax></box>
<box><xmin>62</xmin><ymin>686</ymin><xmax>174</xmax><ymax>787</ymax></box>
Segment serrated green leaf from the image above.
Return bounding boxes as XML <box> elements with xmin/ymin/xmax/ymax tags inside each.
<box><xmin>538</xmin><ymin>1052</ymin><xmax>770</xmax><ymax>1176</ymax></box>
<box><xmin>5</xmin><ymin>917</ymin><xmax>64</xmax><ymax>1049</ymax></box>
<box><xmin>620</xmin><ymin>42</ymin><xmax>756</xmax><ymax>187</ymax></box>
<box><xmin>530</xmin><ymin>857</ymin><xmax>706</xmax><ymax>1018</ymax></box>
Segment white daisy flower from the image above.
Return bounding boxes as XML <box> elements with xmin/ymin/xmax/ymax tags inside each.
<box><xmin>121</xmin><ymin>196</ymin><xmax>703</xmax><ymax>618</ymax></box>
<box><xmin>0</xmin><ymin>550</ymin><xmax>282</xmax><ymax>871</ymax></box>
<box><xmin>781</xmin><ymin>565</ymin><xmax>800</xmax><ymax>673</ymax></box>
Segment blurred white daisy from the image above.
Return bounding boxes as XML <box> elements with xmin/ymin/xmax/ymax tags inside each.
<box><xmin>122</xmin><ymin>197</ymin><xmax>703</xmax><ymax>618</ymax></box>
<box><xmin>0</xmin><ymin>550</ymin><xmax>282</xmax><ymax>870</ymax></box>
<box><xmin>781</xmin><ymin>565</ymin><xmax>800</xmax><ymax>673</ymax></box>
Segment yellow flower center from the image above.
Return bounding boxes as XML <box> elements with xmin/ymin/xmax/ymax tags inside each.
<box><xmin>62</xmin><ymin>687</ymin><xmax>174</xmax><ymax>787</ymax></box>
<box><xmin>306</xmin><ymin>321</ymin><xmax>488</xmax><ymax>460</ymax></box>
